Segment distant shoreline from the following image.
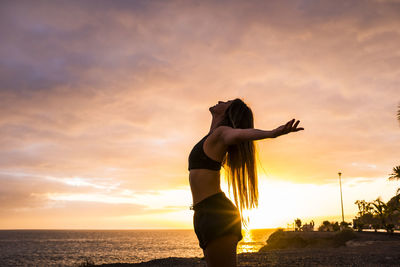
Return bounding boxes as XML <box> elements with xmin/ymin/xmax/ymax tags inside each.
<box><xmin>1</xmin><ymin>228</ymin><xmax>398</xmax><ymax>234</ymax></box>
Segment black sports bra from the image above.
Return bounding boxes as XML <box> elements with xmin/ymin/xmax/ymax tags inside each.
<box><xmin>188</xmin><ymin>133</ymin><xmax>222</xmax><ymax>171</ymax></box>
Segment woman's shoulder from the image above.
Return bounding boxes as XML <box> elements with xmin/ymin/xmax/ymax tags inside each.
<box><xmin>207</xmin><ymin>126</ymin><xmax>234</xmax><ymax>143</ymax></box>
<box><xmin>212</xmin><ymin>125</ymin><xmax>233</xmax><ymax>135</ymax></box>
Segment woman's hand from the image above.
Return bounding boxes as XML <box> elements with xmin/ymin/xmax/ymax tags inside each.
<box><xmin>273</xmin><ymin>119</ymin><xmax>304</xmax><ymax>138</ymax></box>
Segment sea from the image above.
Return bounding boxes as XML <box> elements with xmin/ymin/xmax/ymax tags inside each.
<box><xmin>0</xmin><ymin>228</ymin><xmax>277</xmax><ymax>266</ymax></box>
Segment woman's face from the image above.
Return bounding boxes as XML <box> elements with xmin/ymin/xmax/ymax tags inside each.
<box><xmin>209</xmin><ymin>100</ymin><xmax>233</xmax><ymax>115</ymax></box>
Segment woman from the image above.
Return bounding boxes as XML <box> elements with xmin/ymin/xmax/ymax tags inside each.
<box><xmin>188</xmin><ymin>98</ymin><xmax>304</xmax><ymax>267</ymax></box>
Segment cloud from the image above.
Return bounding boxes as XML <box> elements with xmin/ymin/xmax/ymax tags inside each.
<box><xmin>0</xmin><ymin>172</ymin><xmax>190</xmax><ymax>217</ymax></box>
<box><xmin>0</xmin><ymin>0</ymin><xmax>399</xmax><ymax>228</ymax></box>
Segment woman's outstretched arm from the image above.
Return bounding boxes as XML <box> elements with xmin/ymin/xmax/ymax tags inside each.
<box><xmin>217</xmin><ymin>119</ymin><xmax>304</xmax><ymax>145</ymax></box>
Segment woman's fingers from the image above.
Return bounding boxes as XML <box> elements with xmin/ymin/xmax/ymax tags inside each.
<box><xmin>278</xmin><ymin>119</ymin><xmax>304</xmax><ymax>136</ymax></box>
<box><xmin>286</xmin><ymin>119</ymin><xmax>295</xmax><ymax>131</ymax></box>
<box><xmin>293</xmin><ymin>120</ymin><xmax>304</xmax><ymax>132</ymax></box>
<box><xmin>290</xmin><ymin>119</ymin><xmax>304</xmax><ymax>132</ymax></box>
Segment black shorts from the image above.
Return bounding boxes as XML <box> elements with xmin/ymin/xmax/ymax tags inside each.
<box><xmin>191</xmin><ymin>192</ymin><xmax>243</xmax><ymax>250</ymax></box>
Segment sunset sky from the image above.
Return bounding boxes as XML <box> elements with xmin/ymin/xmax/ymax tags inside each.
<box><xmin>1</xmin><ymin>0</ymin><xmax>399</xmax><ymax>230</ymax></box>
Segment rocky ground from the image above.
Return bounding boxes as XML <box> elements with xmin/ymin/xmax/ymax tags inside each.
<box><xmin>95</xmin><ymin>231</ymin><xmax>400</xmax><ymax>267</ymax></box>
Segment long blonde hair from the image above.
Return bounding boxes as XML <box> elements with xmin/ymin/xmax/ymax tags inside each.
<box><xmin>220</xmin><ymin>98</ymin><xmax>258</xmax><ymax>227</ymax></box>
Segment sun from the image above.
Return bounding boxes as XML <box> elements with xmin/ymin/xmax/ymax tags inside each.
<box><xmin>222</xmin><ymin>174</ymin><xmax>315</xmax><ymax>229</ymax></box>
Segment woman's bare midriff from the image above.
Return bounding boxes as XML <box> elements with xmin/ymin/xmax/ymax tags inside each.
<box><xmin>189</xmin><ymin>169</ymin><xmax>222</xmax><ymax>206</ymax></box>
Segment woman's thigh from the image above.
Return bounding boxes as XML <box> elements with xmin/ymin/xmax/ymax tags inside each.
<box><xmin>204</xmin><ymin>234</ymin><xmax>239</xmax><ymax>267</ymax></box>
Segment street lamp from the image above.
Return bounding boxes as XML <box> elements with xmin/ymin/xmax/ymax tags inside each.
<box><xmin>338</xmin><ymin>172</ymin><xmax>344</xmax><ymax>224</ymax></box>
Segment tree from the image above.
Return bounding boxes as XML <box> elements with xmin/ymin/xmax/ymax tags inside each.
<box><xmin>353</xmin><ymin>188</ymin><xmax>400</xmax><ymax>232</ymax></box>
<box><xmin>318</xmin><ymin>220</ymin><xmax>332</xmax><ymax>232</ymax></box>
<box><xmin>370</xmin><ymin>197</ymin><xmax>392</xmax><ymax>232</ymax></box>
<box><xmin>371</xmin><ymin>198</ymin><xmax>386</xmax><ymax>217</ymax></box>
<box><xmin>354</xmin><ymin>200</ymin><xmax>375</xmax><ymax>231</ymax></box>
<box><xmin>397</xmin><ymin>103</ymin><xmax>400</xmax><ymax>124</ymax></box>
<box><xmin>332</xmin><ymin>221</ymin><xmax>340</xmax><ymax>231</ymax></box>
<box><xmin>294</xmin><ymin>218</ymin><xmax>302</xmax><ymax>231</ymax></box>
<box><xmin>386</xmin><ymin>191</ymin><xmax>400</xmax><ymax>230</ymax></box>
<box><xmin>323</xmin><ymin>220</ymin><xmax>331</xmax><ymax>229</ymax></box>
<box><xmin>389</xmin><ymin>166</ymin><xmax>400</xmax><ymax>198</ymax></box>
<box><xmin>389</xmin><ymin>166</ymin><xmax>400</xmax><ymax>181</ymax></box>
<box><xmin>340</xmin><ymin>221</ymin><xmax>351</xmax><ymax>231</ymax></box>
<box><xmin>355</xmin><ymin>200</ymin><xmax>373</xmax><ymax>217</ymax></box>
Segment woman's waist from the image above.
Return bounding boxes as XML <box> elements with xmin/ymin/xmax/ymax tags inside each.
<box><xmin>189</xmin><ymin>171</ymin><xmax>221</xmax><ymax>205</ymax></box>
<box><xmin>189</xmin><ymin>168</ymin><xmax>220</xmax><ymax>177</ymax></box>
<box><xmin>190</xmin><ymin>191</ymin><xmax>238</xmax><ymax>212</ymax></box>
<box><xmin>189</xmin><ymin>170</ymin><xmax>220</xmax><ymax>189</ymax></box>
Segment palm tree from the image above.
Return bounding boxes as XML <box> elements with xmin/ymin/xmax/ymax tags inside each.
<box><xmin>370</xmin><ymin>197</ymin><xmax>396</xmax><ymax>233</ymax></box>
<box><xmin>397</xmin><ymin>103</ymin><xmax>400</xmax><ymax>124</ymax></box>
<box><xmin>386</xmin><ymin>193</ymin><xmax>400</xmax><ymax>213</ymax></box>
<box><xmin>294</xmin><ymin>218</ymin><xmax>302</xmax><ymax>231</ymax></box>
<box><xmin>355</xmin><ymin>200</ymin><xmax>372</xmax><ymax>217</ymax></box>
<box><xmin>389</xmin><ymin>166</ymin><xmax>400</xmax><ymax>198</ymax></box>
<box><xmin>354</xmin><ymin>200</ymin><xmax>375</xmax><ymax>231</ymax></box>
<box><xmin>370</xmin><ymin>197</ymin><xmax>387</xmax><ymax>230</ymax></box>
<box><xmin>386</xmin><ymin>191</ymin><xmax>400</xmax><ymax>230</ymax></box>
<box><xmin>389</xmin><ymin>166</ymin><xmax>400</xmax><ymax>181</ymax></box>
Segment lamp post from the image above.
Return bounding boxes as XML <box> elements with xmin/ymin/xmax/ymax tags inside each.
<box><xmin>338</xmin><ymin>172</ymin><xmax>344</xmax><ymax>224</ymax></box>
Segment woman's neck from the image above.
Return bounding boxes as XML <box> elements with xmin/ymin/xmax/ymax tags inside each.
<box><xmin>209</xmin><ymin>114</ymin><xmax>224</xmax><ymax>133</ymax></box>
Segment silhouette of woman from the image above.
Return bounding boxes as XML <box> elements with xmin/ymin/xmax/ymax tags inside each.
<box><xmin>188</xmin><ymin>98</ymin><xmax>304</xmax><ymax>266</ymax></box>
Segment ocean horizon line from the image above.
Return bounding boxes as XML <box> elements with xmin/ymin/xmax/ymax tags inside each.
<box><xmin>0</xmin><ymin>227</ymin><xmax>280</xmax><ymax>231</ymax></box>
